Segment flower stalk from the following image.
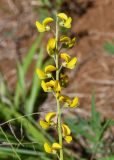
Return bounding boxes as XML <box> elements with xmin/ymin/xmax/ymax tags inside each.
<box><xmin>36</xmin><ymin>12</ymin><xmax>79</xmax><ymax>160</ymax></box>
<box><xmin>55</xmin><ymin>15</ymin><xmax>63</xmax><ymax>160</ymax></box>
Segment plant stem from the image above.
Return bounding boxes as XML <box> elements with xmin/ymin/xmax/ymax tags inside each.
<box><xmin>55</xmin><ymin>14</ymin><xmax>63</xmax><ymax>160</ymax></box>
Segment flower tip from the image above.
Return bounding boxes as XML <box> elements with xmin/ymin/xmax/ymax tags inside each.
<box><xmin>65</xmin><ymin>136</ymin><xmax>72</xmax><ymax>143</ymax></box>
<box><xmin>52</xmin><ymin>143</ymin><xmax>62</xmax><ymax>149</ymax></box>
<box><xmin>45</xmin><ymin>65</ymin><xmax>57</xmax><ymax>73</ymax></box>
<box><xmin>36</xmin><ymin>21</ymin><xmax>45</xmax><ymax>32</ymax></box>
<box><xmin>36</xmin><ymin>68</ymin><xmax>46</xmax><ymax>79</ymax></box>
<box><xmin>70</xmin><ymin>97</ymin><xmax>79</xmax><ymax>108</ymax></box>
<box><xmin>57</xmin><ymin>13</ymin><xmax>68</xmax><ymax>20</ymax></box>
<box><xmin>44</xmin><ymin>143</ymin><xmax>52</xmax><ymax>153</ymax></box>
<box><xmin>39</xmin><ymin>120</ymin><xmax>49</xmax><ymax>129</ymax></box>
<box><xmin>43</xmin><ymin>17</ymin><xmax>54</xmax><ymax>26</ymax></box>
<box><xmin>45</xmin><ymin>112</ymin><xmax>56</xmax><ymax>123</ymax></box>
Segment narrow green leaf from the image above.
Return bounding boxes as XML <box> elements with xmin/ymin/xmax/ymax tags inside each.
<box><xmin>25</xmin><ymin>47</ymin><xmax>43</xmax><ymax>114</ymax></box>
<box><xmin>17</xmin><ymin>63</ymin><xmax>26</xmax><ymax>98</ymax></box>
<box><xmin>22</xmin><ymin>35</ymin><xmax>43</xmax><ymax>73</ymax></box>
<box><xmin>0</xmin><ymin>127</ymin><xmax>21</xmax><ymax>160</ymax></box>
<box><xmin>0</xmin><ymin>146</ymin><xmax>49</xmax><ymax>157</ymax></box>
<box><xmin>14</xmin><ymin>35</ymin><xmax>43</xmax><ymax>108</ymax></box>
<box><xmin>90</xmin><ymin>91</ymin><xmax>101</xmax><ymax>139</ymax></box>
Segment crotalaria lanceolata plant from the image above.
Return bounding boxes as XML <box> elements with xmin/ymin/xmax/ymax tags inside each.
<box><xmin>36</xmin><ymin>13</ymin><xmax>79</xmax><ymax>160</ymax></box>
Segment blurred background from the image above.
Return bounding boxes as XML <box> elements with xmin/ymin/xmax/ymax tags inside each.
<box><xmin>0</xmin><ymin>0</ymin><xmax>114</xmax><ymax>160</ymax></box>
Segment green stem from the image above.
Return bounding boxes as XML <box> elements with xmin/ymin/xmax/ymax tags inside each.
<box><xmin>55</xmin><ymin>14</ymin><xmax>63</xmax><ymax>160</ymax></box>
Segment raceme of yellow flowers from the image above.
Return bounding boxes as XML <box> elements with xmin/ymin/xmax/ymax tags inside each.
<box><xmin>36</xmin><ymin>12</ymin><xmax>79</xmax><ymax>159</ymax></box>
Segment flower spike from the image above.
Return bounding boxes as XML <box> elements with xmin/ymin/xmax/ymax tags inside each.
<box><xmin>36</xmin><ymin>12</ymin><xmax>79</xmax><ymax>158</ymax></box>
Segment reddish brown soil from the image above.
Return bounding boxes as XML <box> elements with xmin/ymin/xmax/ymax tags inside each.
<box><xmin>0</xmin><ymin>0</ymin><xmax>114</xmax><ymax>118</ymax></box>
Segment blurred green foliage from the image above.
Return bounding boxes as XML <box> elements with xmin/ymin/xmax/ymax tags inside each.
<box><xmin>0</xmin><ymin>34</ymin><xmax>52</xmax><ymax>159</ymax></box>
<box><xmin>104</xmin><ymin>41</ymin><xmax>114</xmax><ymax>54</ymax></box>
<box><xmin>65</xmin><ymin>93</ymin><xmax>114</xmax><ymax>160</ymax></box>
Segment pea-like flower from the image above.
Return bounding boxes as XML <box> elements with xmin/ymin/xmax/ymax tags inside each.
<box><xmin>62</xmin><ymin>124</ymin><xmax>72</xmax><ymax>143</ymax></box>
<box><xmin>59</xmin><ymin>95</ymin><xmax>79</xmax><ymax>108</ymax></box>
<box><xmin>60</xmin><ymin>35</ymin><xmax>76</xmax><ymax>48</ymax></box>
<box><xmin>36</xmin><ymin>17</ymin><xmax>54</xmax><ymax>32</ymax></box>
<box><xmin>44</xmin><ymin>142</ymin><xmax>62</xmax><ymax>154</ymax></box>
<box><xmin>47</xmin><ymin>38</ymin><xmax>56</xmax><ymax>56</ymax></box>
<box><xmin>70</xmin><ymin>97</ymin><xmax>79</xmax><ymax>107</ymax></box>
<box><xmin>57</xmin><ymin>13</ymin><xmax>72</xmax><ymax>28</ymax></box>
<box><xmin>36</xmin><ymin>65</ymin><xmax>57</xmax><ymax>79</ymax></box>
<box><xmin>60</xmin><ymin>53</ymin><xmax>77</xmax><ymax>69</ymax></box>
<box><xmin>41</xmin><ymin>80</ymin><xmax>61</xmax><ymax>93</ymax></box>
<box><xmin>40</xmin><ymin>112</ymin><xmax>56</xmax><ymax>129</ymax></box>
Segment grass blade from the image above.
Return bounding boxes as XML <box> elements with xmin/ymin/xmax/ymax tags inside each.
<box><xmin>0</xmin><ymin>103</ymin><xmax>48</xmax><ymax>145</ymax></box>
<box><xmin>0</xmin><ymin>127</ymin><xmax>21</xmax><ymax>160</ymax></box>
<box><xmin>17</xmin><ymin>62</ymin><xmax>26</xmax><ymax>99</ymax></box>
<box><xmin>25</xmin><ymin>47</ymin><xmax>43</xmax><ymax>114</ymax></box>
<box><xmin>14</xmin><ymin>35</ymin><xmax>43</xmax><ymax>109</ymax></box>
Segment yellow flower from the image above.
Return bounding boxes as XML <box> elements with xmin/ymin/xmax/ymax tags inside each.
<box><xmin>60</xmin><ymin>35</ymin><xmax>76</xmax><ymax>48</ymax></box>
<box><xmin>70</xmin><ymin>97</ymin><xmax>79</xmax><ymax>108</ymax></box>
<box><xmin>59</xmin><ymin>95</ymin><xmax>71</xmax><ymax>105</ymax></box>
<box><xmin>36</xmin><ymin>17</ymin><xmax>54</xmax><ymax>32</ymax></box>
<box><xmin>36</xmin><ymin>68</ymin><xmax>46</xmax><ymax>79</ymax></box>
<box><xmin>41</xmin><ymin>80</ymin><xmax>54</xmax><ymax>92</ymax></box>
<box><xmin>64</xmin><ymin>136</ymin><xmax>72</xmax><ymax>143</ymax></box>
<box><xmin>60</xmin><ymin>53</ymin><xmax>70</xmax><ymax>62</ymax></box>
<box><xmin>44</xmin><ymin>142</ymin><xmax>62</xmax><ymax>154</ymax></box>
<box><xmin>45</xmin><ymin>112</ymin><xmax>56</xmax><ymax>122</ymax></box>
<box><xmin>57</xmin><ymin>13</ymin><xmax>72</xmax><ymax>28</ymax></box>
<box><xmin>60</xmin><ymin>53</ymin><xmax>77</xmax><ymax>69</ymax></box>
<box><xmin>39</xmin><ymin>112</ymin><xmax>56</xmax><ymax>129</ymax></box>
<box><xmin>67</xmin><ymin>57</ymin><xmax>77</xmax><ymax>69</ymax></box>
<box><xmin>45</xmin><ymin>65</ymin><xmax>57</xmax><ymax>74</ymax></box>
<box><xmin>62</xmin><ymin>124</ymin><xmax>72</xmax><ymax>143</ymax></box>
<box><xmin>47</xmin><ymin>38</ymin><xmax>56</xmax><ymax>56</ymax></box>
<box><xmin>40</xmin><ymin>120</ymin><xmax>50</xmax><ymax>129</ymax></box>
<box><xmin>54</xmin><ymin>80</ymin><xmax>61</xmax><ymax>92</ymax></box>
<box><xmin>59</xmin><ymin>95</ymin><xmax>79</xmax><ymax>108</ymax></box>
<box><xmin>36</xmin><ymin>65</ymin><xmax>56</xmax><ymax>79</ymax></box>
<box><xmin>41</xmin><ymin>80</ymin><xmax>61</xmax><ymax>93</ymax></box>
